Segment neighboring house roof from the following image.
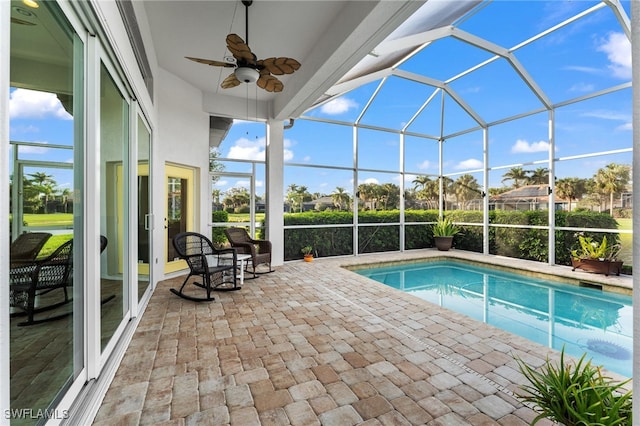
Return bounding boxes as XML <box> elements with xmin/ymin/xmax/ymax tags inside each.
<box><xmin>303</xmin><ymin>196</ymin><xmax>335</xmax><ymax>208</ymax></box>
<box><xmin>491</xmin><ymin>184</ymin><xmax>568</xmax><ymax>202</ymax></box>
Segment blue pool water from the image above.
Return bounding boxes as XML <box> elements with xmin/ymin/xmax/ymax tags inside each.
<box><xmin>356</xmin><ymin>260</ymin><xmax>632</xmax><ymax>377</ymax></box>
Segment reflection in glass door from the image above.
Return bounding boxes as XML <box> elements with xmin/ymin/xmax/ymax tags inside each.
<box><xmin>137</xmin><ymin>116</ymin><xmax>152</xmax><ymax>301</ymax></box>
<box><xmin>166</xmin><ymin>164</ymin><xmax>194</xmax><ymax>273</ymax></box>
<box><xmin>8</xmin><ymin>0</ymin><xmax>84</xmax><ymax>417</ymax></box>
<box><xmin>100</xmin><ymin>62</ymin><xmax>129</xmax><ymax>352</ymax></box>
<box><xmin>14</xmin><ymin>163</ymin><xmax>74</xmax><ymax>236</ymax></box>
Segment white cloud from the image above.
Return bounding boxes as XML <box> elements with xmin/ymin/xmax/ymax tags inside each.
<box><xmin>511</xmin><ymin>139</ymin><xmax>549</xmax><ymax>153</ymax></box>
<box><xmin>583</xmin><ymin>110</ymin><xmax>629</xmax><ymax>121</ymax></box>
<box><xmin>360</xmin><ymin>178</ymin><xmax>379</xmax><ymax>185</ymax></box>
<box><xmin>461</xmin><ymin>86</ymin><xmax>481</xmax><ymax>94</ymax></box>
<box><xmin>582</xmin><ymin>110</ymin><xmax>632</xmax><ymax>132</ymax></box>
<box><xmin>320</xmin><ymin>97</ymin><xmax>358</xmax><ymax>115</ymax></box>
<box><xmin>227</xmin><ymin>137</ymin><xmax>265</xmax><ymax>161</ymax></box>
<box><xmin>418</xmin><ymin>160</ymin><xmax>431</xmax><ymax>170</ymax></box>
<box><xmin>455</xmin><ymin>159</ymin><xmax>483</xmax><ymax>170</ymax></box>
<box><xmin>228</xmin><ymin>136</ymin><xmax>294</xmax><ymax>161</ymax></box>
<box><xmin>283</xmin><ymin>149</ymin><xmax>294</xmax><ymax>161</ymax></box>
<box><xmin>597</xmin><ymin>32</ymin><xmax>631</xmax><ymax>79</ymax></box>
<box><xmin>404</xmin><ymin>174</ymin><xmax>418</xmax><ymax>184</ymax></box>
<box><xmin>10</xmin><ymin>88</ymin><xmax>72</xmax><ymax>120</ymax></box>
<box><xmin>19</xmin><ymin>142</ymin><xmax>49</xmax><ymax>154</ymax></box>
<box><xmin>568</xmin><ymin>82</ymin><xmax>594</xmax><ymax>92</ymax></box>
<box><xmin>10</xmin><ymin>124</ymin><xmax>39</xmax><ymax>134</ymax></box>
<box><xmin>562</xmin><ymin>65</ymin><xmax>600</xmax><ymax>75</ymax></box>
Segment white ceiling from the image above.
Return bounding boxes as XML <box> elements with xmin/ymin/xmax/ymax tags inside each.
<box><xmin>142</xmin><ymin>1</ymin><xmax>427</xmax><ymax>121</ymax></box>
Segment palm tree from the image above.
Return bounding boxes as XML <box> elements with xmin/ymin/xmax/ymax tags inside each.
<box><xmin>412</xmin><ymin>175</ymin><xmax>431</xmax><ymax>191</ymax></box>
<box><xmin>454</xmin><ymin>174</ymin><xmax>481</xmax><ymax>209</ymax></box>
<box><xmin>379</xmin><ymin>183</ymin><xmax>400</xmax><ymax>210</ymax></box>
<box><xmin>286</xmin><ymin>184</ymin><xmax>300</xmax><ymax>211</ymax></box>
<box><xmin>295</xmin><ymin>185</ymin><xmax>310</xmax><ymax>212</ymax></box>
<box><xmin>331</xmin><ymin>187</ymin><xmax>350</xmax><ymax>211</ymax></box>
<box><xmin>412</xmin><ymin>175</ymin><xmax>438</xmax><ymax>208</ymax></box>
<box><xmin>357</xmin><ymin>183</ymin><xmax>379</xmax><ymax>210</ymax></box>
<box><xmin>593</xmin><ymin>163</ymin><xmax>631</xmax><ymax>215</ymax></box>
<box><xmin>440</xmin><ymin>176</ymin><xmax>455</xmax><ymax>209</ymax></box>
<box><xmin>60</xmin><ymin>188</ymin><xmax>72</xmax><ymax>213</ymax></box>
<box><xmin>501</xmin><ymin>167</ymin><xmax>529</xmax><ymax>188</ymax></box>
<box><xmin>27</xmin><ymin>172</ymin><xmax>57</xmax><ymax>213</ymax></box>
<box><xmin>554</xmin><ymin>178</ymin><xmax>587</xmax><ymax>211</ymax></box>
<box><xmin>527</xmin><ymin>167</ymin><xmax>549</xmax><ymax>185</ymax></box>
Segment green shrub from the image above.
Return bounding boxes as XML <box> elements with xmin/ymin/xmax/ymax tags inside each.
<box><xmin>282</xmin><ymin>209</ymin><xmax>622</xmax><ymax>265</ymax></box>
<box><xmin>211</xmin><ymin>210</ymin><xmax>228</xmax><ymax>246</ymax></box>
<box><xmin>515</xmin><ymin>348</ymin><xmax>632</xmax><ymax>425</ymax></box>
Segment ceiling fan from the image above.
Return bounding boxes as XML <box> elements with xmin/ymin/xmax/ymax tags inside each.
<box><xmin>186</xmin><ymin>0</ymin><xmax>301</xmax><ymax>93</ymax></box>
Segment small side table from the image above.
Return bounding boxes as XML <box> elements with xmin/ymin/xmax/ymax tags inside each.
<box><xmin>235</xmin><ymin>254</ymin><xmax>251</xmax><ymax>285</ymax></box>
<box><xmin>219</xmin><ymin>253</ymin><xmax>252</xmax><ymax>286</ymax></box>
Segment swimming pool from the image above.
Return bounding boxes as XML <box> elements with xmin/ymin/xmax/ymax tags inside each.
<box><xmin>356</xmin><ymin>260</ymin><xmax>632</xmax><ymax>377</ymax></box>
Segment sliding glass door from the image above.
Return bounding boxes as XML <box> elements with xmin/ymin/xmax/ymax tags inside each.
<box><xmin>8</xmin><ymin>0</ymin><xmax>84</xmax><ymax>417</ymax></box>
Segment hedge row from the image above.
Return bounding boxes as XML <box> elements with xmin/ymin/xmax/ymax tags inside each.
<box><xmin>283</xmin><ymin>210</ymin><xmax>620</xmax><ymax>266</ymax></box>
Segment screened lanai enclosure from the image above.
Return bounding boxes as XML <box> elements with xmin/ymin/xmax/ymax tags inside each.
<box><xmin>211</xmin><ymin>0</ymin><xmax>633</xmax><ymax>269</ymax></box>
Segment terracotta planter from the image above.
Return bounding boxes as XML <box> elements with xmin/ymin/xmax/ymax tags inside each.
<box><xmin>303</xmin><ymin>254</ymin><xmax>313</xmax><ymax>262</ymax></box>
<box><xmin>571</xmin><ymin>258</ymin><xmax>623</xmax><ymax>276</ymax></box>
<box><xmin>434</xmin><ymin>236</ymin><xmax>454</xmax><ymax>251</ymax></box>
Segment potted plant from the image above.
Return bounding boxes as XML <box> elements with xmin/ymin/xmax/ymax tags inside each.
<box><xmin>570</xmin><ymin>234</ymin><xmax>623</xmax><ymax>276</ymax></box>
<box><xmin>432</xmin><ymin>216</ymin><xmax>459</xmax><ymax>251</ymax></box>
<box><xmin>301</xmin><ymin>245</ymin><xmax>314</xmax><ymax>262</ymax></box>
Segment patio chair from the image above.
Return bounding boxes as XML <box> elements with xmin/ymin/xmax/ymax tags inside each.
<box><xmin>170</xmin><ymin>231</ymin><xmax>239</xmax><ymax>302</ymax></box>
<box><xmin>10</xmin><ymin>232</ymin><xmax>52</xmax><ymax>266</ymax></box>
<box><xmin>224</xmin><ymin>227</ymin><xmax>273</xmax><ymax>278</ymax></box>
<box><xmin>9</xmin><ymin>239</ymin><xmax>73</xmax><ymax>326</ymax></box>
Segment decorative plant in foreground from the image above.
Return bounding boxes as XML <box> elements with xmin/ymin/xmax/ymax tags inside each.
<box><xmin>515</xmin><ymin>348</ymin><xmax>632</xmax><ymax>425</ymax></box>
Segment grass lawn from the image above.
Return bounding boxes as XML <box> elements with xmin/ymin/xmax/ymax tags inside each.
<box><xmin>227</xmin><ymin>213</ymin><xmax>265</xmax><ymax>223</ymax></box>
<box><xmin>22</xmin><ymin>213</ymin><xmax>74</xmax><ymax>227</ymax></box>
<box><xmin>616</xmin><ymin>218</ymin><xmax>632</xmax><ymax>266</ymax></box>
<box><xmin>38</xmin><ymin>234</ymin><xmax>73</xmax><ymax>258</ymax></box>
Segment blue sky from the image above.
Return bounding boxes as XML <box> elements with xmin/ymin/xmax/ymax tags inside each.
<box><xmin>217</xmin><ymin>1</ymin><xmax>632</xmax><ymax>198</ymax></box>
<box><xmin>9</xmin><ymin>1</ymin><xmax>632</xmax><ymax>200</ymax></box>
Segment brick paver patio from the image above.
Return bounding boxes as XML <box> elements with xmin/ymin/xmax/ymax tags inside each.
<box><xmin>94</xmin><ymin>250</ymin><xmax>631</xmax><ymax>425</ymax></box>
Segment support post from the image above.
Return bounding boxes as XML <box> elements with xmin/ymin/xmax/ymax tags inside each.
<box><xmin>266</xmin><ymin>119</ymin><xmax>284</xmax><ymax>267</ymax></box>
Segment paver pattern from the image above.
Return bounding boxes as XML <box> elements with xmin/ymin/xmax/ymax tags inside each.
<box><xmin>94</xmin><ymin>250</ymin><xmax>631</xmax><ymax>425</ymax></box>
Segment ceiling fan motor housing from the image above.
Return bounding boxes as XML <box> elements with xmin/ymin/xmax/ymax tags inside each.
<box><xmin>235</xmin><ymin>67</ymin><xmax>259</xmax><ymax>83</ymax></box>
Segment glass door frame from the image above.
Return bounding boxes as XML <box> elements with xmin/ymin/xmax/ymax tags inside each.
<box><xmin>91</xmin><ymin>41</ymin><xmax>133</xmax><ymax>371</ymax></box>
<box><xmin>210</xmin><ymin>171</ymin><xmax>259</xmax><ymax>237</ymax></box>
<box><xmin>165</xmin><ymin>163</ymin><xmax>195</xmax><ymax>273</ymax></box>
<box><xmin>135</xmin><ymin>113</ymin><xmax>153</xmax><ymax>305</ymax></box>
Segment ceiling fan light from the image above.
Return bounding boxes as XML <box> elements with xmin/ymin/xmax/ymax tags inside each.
<box><xmin>235</xmin><ymin>67</ymin><xmax>259</xmax><ymax>84</ymax></box>
<box><xmin>22</xmin><ymin>0</ymin><xmax>39</xmax><ymax>8</ymax></box>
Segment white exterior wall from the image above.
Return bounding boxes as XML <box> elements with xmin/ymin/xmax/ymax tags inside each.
<box><xmin>154</xmin><ymin>68</ymin><xmax>211</xmax><ymax>279</ymax></box>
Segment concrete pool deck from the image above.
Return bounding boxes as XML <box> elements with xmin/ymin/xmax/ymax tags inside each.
<box><xmin>93</xmin><ymin>249</ymin><xmax>632</xmax><ymax>425</ymax></box>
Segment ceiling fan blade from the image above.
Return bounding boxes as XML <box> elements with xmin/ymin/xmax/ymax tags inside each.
<box><xmin>221</xmin><ymin>73</ymin><xmax>241</xmax><ymax>89</ymax></box>
<box><xmin>226</xmin><ymin>33</ymin><xmax>255</xmax><ymax>64</ymax></box>
<box><xmin>257</xmin><ymin>74</ymin><xmax>283</xmax><ymax>93</ymax></box>
<box><xmin>185</xmin><ymin>56</ymin><xmax>235</xmax><ymax>67</ymax></box>
<box><xmin>258</xmin><ymin>57</ymin><xmax>301</xmax><ymax>76</ymax></box>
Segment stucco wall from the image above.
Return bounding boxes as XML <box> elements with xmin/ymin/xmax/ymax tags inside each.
<box><xmin>154</xmin><ymin>68</ymin><xmax>211</xmax><ymax>278</ymax></box>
